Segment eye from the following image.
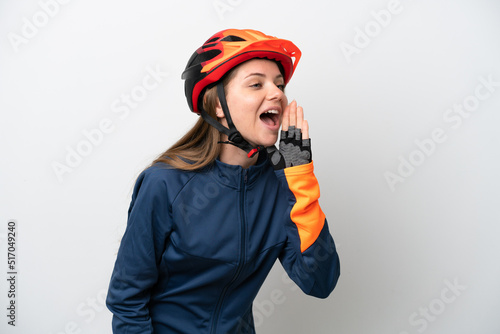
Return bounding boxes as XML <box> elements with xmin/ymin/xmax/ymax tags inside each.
<box><xmin>277</xmin><ymin>84</ymin><xmax>285</xmax><ymax>91</ymax></box>
<box><xmin>250</xmin><ymin>82</ymin><xmax>262</xmax><ymax>88</ymax></box>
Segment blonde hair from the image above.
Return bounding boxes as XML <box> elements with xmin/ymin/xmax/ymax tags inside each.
<box><xmin>149</xmin><ymin>87</ymin><xmax>219</xmax><ymax>170</ymax></box>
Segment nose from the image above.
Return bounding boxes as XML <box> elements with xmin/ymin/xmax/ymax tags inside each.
<box><xmin>267</xmin><ymin>83</ymin><xmax>285</xmax><ymax>102</ymax></box>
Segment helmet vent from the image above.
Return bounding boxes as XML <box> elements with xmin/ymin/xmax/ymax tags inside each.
<box><xmin>205</xmin><ymin>37</ymin><xmax>219</xmax><ymax>44</ymax></box>
<box><xmin>197</xmin><ymin>49</ymin><xmax>222</xmax><ymax>64</ymax></box>
<box><xmin>201</xmin><ymin>43</ymin><xmax>217</xmax><ymax>49</ymax></box>
<box><xmin>220</xmin><ymin>35</ymin><xmax>246</xmax><ymax>42</ymax></box>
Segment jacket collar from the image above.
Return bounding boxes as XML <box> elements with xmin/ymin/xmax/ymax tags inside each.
<box><xmin>210</xmin><ymin>150</ymin><xmax>270</xmax><ymax>189</ymax></box>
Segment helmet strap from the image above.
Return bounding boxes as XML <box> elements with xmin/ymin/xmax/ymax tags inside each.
<box><xmin>199</xmin><ymin>81</ymin><xmax>263</xmax><ymax>158</ymax></box>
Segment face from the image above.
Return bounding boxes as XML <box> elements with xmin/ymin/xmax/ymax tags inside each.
<box><xmin>217</xmin><ymin>59</ymin><xmax>288</xmax><ymax>148</ymax></box>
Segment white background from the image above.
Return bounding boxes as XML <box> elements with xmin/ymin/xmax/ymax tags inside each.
<box><xmin>1</xmin><ymin>0</ymin><xmax>500</xmax><ymax>333</ymax></box>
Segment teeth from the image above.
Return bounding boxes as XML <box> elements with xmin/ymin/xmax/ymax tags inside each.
<box><xmin>265</xmin><ymin>110</ymin><xmax>279</xmax><ymax>114</ymax></box>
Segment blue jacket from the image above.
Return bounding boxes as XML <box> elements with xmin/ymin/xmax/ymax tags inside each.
<box><xmin>106</xmin><ymin>153</ymin><xmax>340</xmax><ymax>333</ymax></box>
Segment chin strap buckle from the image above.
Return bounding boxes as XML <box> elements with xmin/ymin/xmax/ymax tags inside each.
<box><xmin>247</xmin><ymin>146</ymin><xmax>263</xmax><ymax>158</ymax></box>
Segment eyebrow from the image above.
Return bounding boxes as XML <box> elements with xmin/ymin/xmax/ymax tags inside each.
<box><xmin>244</xmin><ymin>72</ymin><xmax>284</xmax><ymax>80</ymax></box>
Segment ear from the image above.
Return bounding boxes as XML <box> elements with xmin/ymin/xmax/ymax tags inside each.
<box><xmin>215</xmin><ymin>98</ymin><xmax>224</xmax><ymax>119</ymax></box>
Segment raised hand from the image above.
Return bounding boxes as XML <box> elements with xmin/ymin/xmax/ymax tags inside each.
<box><xmin>267</xmin><ymin>100</ymin><xmax>312</xmax><ymax>169</ymax></box>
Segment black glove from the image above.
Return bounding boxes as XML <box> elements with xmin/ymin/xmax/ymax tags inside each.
<box><xmin>267</xmin><ymin>126</ymin><xmax>312</xmax><ymax>170</ymax></box>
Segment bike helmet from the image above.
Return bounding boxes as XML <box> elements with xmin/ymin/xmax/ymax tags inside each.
<box><xmin>181</xmin><ymin>29</ymin><xmax>301</xmax><ymax>157</ymax></box>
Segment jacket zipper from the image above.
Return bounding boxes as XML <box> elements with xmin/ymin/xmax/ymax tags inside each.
<box><xmin>210</xmin><ymin>169</ymin><xmax>247</xmax><ymax>333</ymax></box>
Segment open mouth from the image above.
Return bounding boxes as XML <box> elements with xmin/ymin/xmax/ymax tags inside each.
<box><xmin>259</xmin><ymin>110</ymin><xmax>280</xmax><ymax>127</ymax></box>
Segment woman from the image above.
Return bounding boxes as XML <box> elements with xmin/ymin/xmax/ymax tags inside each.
<box><xmin>106</xmin><ymin>29</ymin><xmax>340</xmax><ymax>334</ymax></box>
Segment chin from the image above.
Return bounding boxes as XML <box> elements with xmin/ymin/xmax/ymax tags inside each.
<box><xmin>258</xmin><ymin>135</ymin><xmax>279</xmax><ymax>147</ymax></box>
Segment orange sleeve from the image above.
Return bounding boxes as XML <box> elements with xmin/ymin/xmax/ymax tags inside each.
<box><xmin>284</xmin><ymin>161</ymin><xmax>325</xmax><ymax>252</ymax></box>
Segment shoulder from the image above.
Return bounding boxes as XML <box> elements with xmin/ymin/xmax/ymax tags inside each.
<box><xmin>134</xmin><ymin>162</ymin><xmax>200</xmax><ymax>198</ymax></box>
<box><xmin>141</xmin><ymin>162</ymin><xmax>187</xmax><ymax>179</ymax></box>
